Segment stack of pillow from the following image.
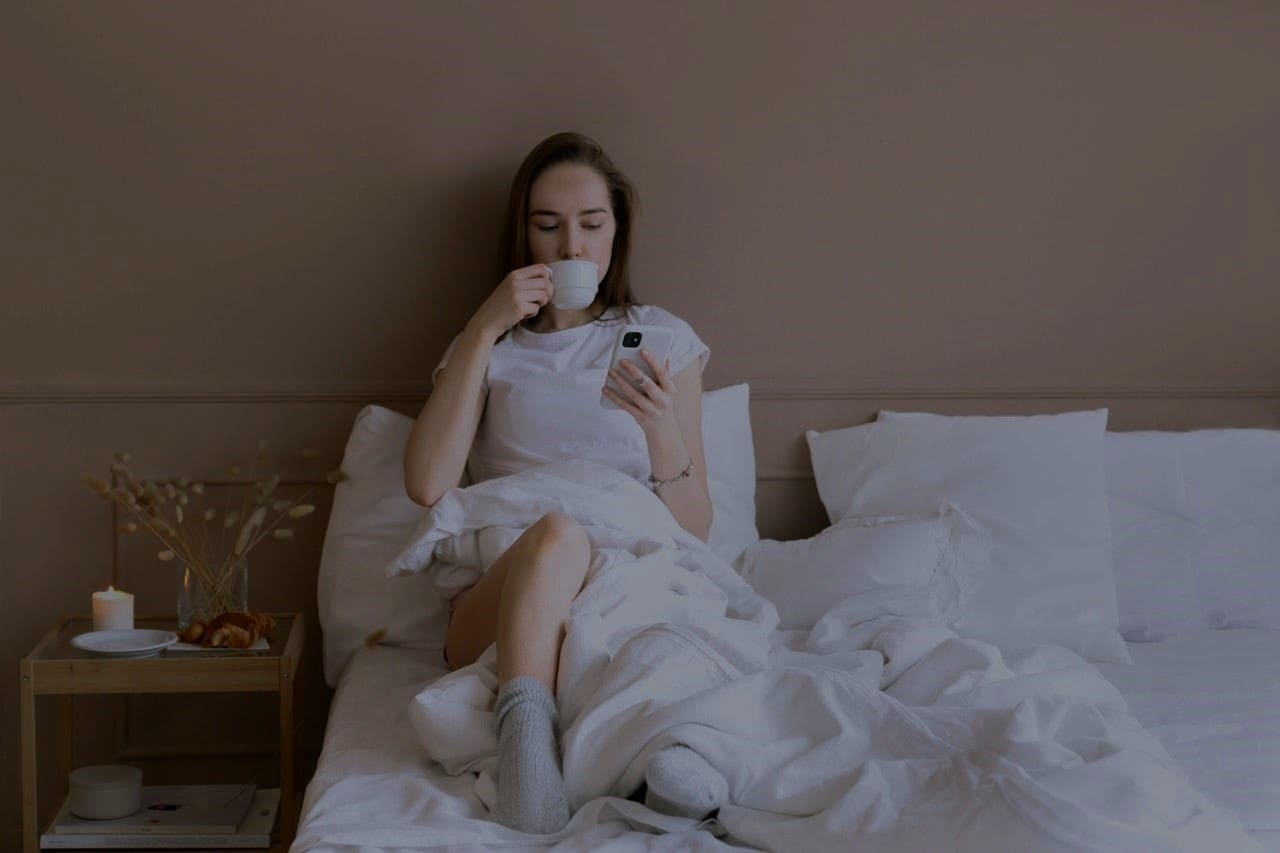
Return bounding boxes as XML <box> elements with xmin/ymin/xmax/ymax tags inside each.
<box><xmin>317</xmin><ymin>386</ymin><xmax>1279</xmax><ymax>686</ymax></box>
<box><xmin>754</xmin><ymin>409</ymin><xmax>1279</xmax><ymax>665</ymax></box>
<box><xmin>793</xmin><ymin>409</ymin><xmax>1130</xmax><ymax>663</ymax></box>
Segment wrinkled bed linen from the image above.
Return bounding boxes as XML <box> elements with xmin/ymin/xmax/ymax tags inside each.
<box><xmin>352</xmin><ymin>459</ymin><xmax>1257</xmax><ymax>852</ymax></box>
<box><xmin>293</xmin><ymin>645</ymin><xmax>733</xmax><ymax>852</ymax></box>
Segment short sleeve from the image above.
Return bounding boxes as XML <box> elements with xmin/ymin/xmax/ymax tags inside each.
<box><xmin>431</xmin><ymin>332</ymin><xmax>489</xmax><ymax>393</ymax></box>
<box><xmin>659</xmin><ymin>310</ymin><xmax>710</xmax><ymax>377</ymax></box>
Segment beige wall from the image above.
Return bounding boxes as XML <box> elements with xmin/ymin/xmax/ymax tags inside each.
<box><xmin>3</xmin><ymin>0</ymin><xmax>1278</xmax><ymax>843</ymax></box>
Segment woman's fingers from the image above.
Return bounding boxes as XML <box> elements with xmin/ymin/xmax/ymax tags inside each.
<box><xmin>601</xmin><ymin>383</ymin><xmax>638</xmax><ymax>414</ymax></box>
<box><xmin>610</xmin><ymin>364</ymin><xmax>666</xmax><ymax>417</ymax></box>
<box><xmin>638</xmin><ymin>349</ymin><xmax>673</xmax><ymax>389</ymax></box>
<box><xmin>512</xmin><ymin>269</ymin><xmax>552</xmax><ymax>313</ymax></box>
<box><xmin>514</xmin><ymin>263</ymin><xmax>553</xmax><ymax>280</ymax></box>
<box><xmin>608</xmin><ymin>367</ymin><xmax>647</xmax><ymax>407</ymax></box>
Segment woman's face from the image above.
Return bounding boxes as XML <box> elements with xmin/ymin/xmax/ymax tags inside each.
<box><xmin>526</xmin><ymin>163</ymin><xmax>615</xmax><ymax>282</ymax></box>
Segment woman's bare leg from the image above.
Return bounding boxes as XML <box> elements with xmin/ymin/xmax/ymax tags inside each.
<box><xmin>442</xmin><ymin>511</ymin><xmax>589</xmax><ymax>833</ymax></box>
<box><xmin>445</xmin><ymin>511</ymin><xmax>590</xmax><ymax>690</ymax></box>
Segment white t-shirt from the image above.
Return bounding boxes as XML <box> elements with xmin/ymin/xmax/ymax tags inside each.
<box><xmin>432</xmin><ymin>304</ymin><xmax>710</xmax><ymax>486</ymax></box>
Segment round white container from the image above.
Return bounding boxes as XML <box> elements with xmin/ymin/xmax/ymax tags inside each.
<box><xmin>68</xmin><ymin>764</ymin><xmax>143</xmax><ymax>820</ymax></box>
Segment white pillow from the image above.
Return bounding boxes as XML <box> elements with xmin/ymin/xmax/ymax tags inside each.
<box><xmin>316</xmin><ymin>405</ymin><xmax>440</xmax><ymax>687</ymax></box>
<box><xmin>701</xmin><ymin>383</ymin><xmax>760</xmax><ymax>565</ymax></box>
<box><xmin>806</xmin><ymin>409</ymin><xmax>1130</xmax><ymax>663</ymax></box>
<box><xmin>736</xmin><ymin>505</ymin><xmax>981</xmax><ymax>630</ymax></box>
<box><xmin>317</xmin><ymin>386</ymin><xmax>759</xmax><ymax>686</ymax></box>
<box><xmin>1181</xmin><ymin>429</ymin><xmax>1280</xmax><ymax>630</ymax></box>
<box><xmin>1106</xmin><ymin>428</ymin><xmax>1280</xmax><ymax>639</ymax></box>
<box><xmin>1104</xmin><ymin>431</ymin><xmax>1200</xmax><ymax>641</ymax></box>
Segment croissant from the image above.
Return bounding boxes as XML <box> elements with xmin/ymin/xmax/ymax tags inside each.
<box><xmin>177</xmin><ymin>611</ymin><xmax>276</xmax><ymax>648</ymax></box>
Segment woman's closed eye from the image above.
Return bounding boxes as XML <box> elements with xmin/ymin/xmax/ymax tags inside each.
<box><xmin>535</xmin><ymin>224</ymin><xmax>603</xmax><ymax>232</ymax></box>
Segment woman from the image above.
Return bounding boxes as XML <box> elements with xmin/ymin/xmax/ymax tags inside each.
<box><xmin>403</xmin><ymin>132</ymin><xmax>728</xmax><ymax>834</ymax></box>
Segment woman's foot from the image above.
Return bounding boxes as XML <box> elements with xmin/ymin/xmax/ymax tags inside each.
<box><xmin>643</xmin><ymin>744</ymin><xmax>728</xmax><ymax>820</ymax></box>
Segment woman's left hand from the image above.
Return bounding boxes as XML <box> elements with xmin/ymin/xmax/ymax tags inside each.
<box><xmin>603</xmin><ymin>349</ymin><xmax>679</xmax><ymax>436</ymax></box>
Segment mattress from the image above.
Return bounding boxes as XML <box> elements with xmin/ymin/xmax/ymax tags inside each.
<box><xmin>296</xmin><ymin>632</ymin><xmax>1280</xmax><ymax>851</ymax></box>
<box><xmin>1094</xmin><ymin>628</ymin><xmax>1280</xmax><ymax>852</ymax></box>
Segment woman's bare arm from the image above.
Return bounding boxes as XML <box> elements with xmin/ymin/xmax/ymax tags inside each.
<box><xmin>405</xmin><ymin>265</ymin><xmax>554</xmax><ymax>507</ymax></box>
<box><xmin>403</xmin><ymin>322</ymin><xmax>494</xmax><ymax>507</ymax></box>
<box><xmin>646</xmin><ymin>363</ymin><xmax>713</xmax><ymax>541</ymax></box>
<box><xmin>605</xmin><ymin>350</ymin><xmax>713</xmax><ymax>541</ymax></box>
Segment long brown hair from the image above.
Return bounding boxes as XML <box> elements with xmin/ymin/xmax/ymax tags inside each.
<box><xmin>502</xmin><ymin>132</ymin><xmax>639</xmax><ymax>333</ymax></box>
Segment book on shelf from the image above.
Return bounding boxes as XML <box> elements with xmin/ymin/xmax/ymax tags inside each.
<box><xmin>40</xmin><ymin>787</ymin><xmax>279</xmax><ymax>850</ymax></box>
<box><xmin>54</xmin><ymin>784</ymin><xmax>255</xmax><ymax>835</ymax></box>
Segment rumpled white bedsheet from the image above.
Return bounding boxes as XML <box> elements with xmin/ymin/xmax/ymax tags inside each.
<box><xmin>364</xmin><ymin>459</ymin><xmax>1257</xmax><ymax>852</ymax></box>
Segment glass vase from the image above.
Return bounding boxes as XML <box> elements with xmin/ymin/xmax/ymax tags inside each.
<box><xmin>177</xmin><ymin>557</ymin><xmax>249</xmax><ymax>630</ymax></box>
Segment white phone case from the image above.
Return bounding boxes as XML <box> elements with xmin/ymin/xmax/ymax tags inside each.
<box><xmin>601</xmin><ymin>324</ymin><xmax>675</xmax><ymax>409</ymax></box>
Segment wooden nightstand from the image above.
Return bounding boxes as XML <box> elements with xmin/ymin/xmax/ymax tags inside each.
<box><xmin>20</xmin><ymin>612</ymin><xmax>304</xmax><ymax>853</ymax></box>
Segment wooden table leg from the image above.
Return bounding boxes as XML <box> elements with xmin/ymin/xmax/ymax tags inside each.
<box><xmin>280</xmin><ymin>659</ymin><xmax>296</xmax><ymax>843</ymax></box>
<box><xmin>59</xmin><ymin>695</ymin><xmax>73</xmax><ymax>791</ymax></box>
<box><xmin>20</xmin><ymin>661</ymin><xmax>38</xmax><ymax>853</ymax></box>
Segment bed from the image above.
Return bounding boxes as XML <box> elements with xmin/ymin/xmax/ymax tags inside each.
<box><xmin>293</xmin><ymin>392</ymin><xmax>1279</xmax><ymax>852</ymax></box>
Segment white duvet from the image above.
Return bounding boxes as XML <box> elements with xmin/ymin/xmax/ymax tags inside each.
<box><xmin>377</xmin><ymin>459</ymin><xmax>1256</xmax><ymax>852</ymax></box>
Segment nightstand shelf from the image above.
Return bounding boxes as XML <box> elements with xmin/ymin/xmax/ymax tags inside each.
<box><xmin>20</xmin><ymin>613</ymin><xmax>304</xmax><ymax>853</ymax></box>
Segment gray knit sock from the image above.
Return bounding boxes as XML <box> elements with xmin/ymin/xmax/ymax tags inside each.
<box><xmin>492</xmin><ymin>676</ymin><xmax>570</xmax><ymax>834</ymax></box>
<box><xmin>644</xmin><ymin>744</ymin><xmax>728</xmax><ymax>820</ymax></box>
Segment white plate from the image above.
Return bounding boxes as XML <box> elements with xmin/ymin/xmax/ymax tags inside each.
<box><xmin>71</xmin><ymin>629</ymin><xmax>178</xmax><ymax>657</ymax></box>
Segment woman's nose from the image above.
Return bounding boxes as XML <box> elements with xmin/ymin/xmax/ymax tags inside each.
<box><xmin>560</xmin><ymin>231</ymin><xmax>583</xmax><ymax>259</ymax></box>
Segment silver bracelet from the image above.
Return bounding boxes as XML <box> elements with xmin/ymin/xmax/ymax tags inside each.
<box><xmin>648</xmin><ymin>458</ymin><xmax>693</xmax><ymax>492</ymax></box>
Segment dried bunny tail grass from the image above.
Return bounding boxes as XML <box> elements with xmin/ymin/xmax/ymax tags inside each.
<box><xmin>82</xmin><ymin>474</ymin><xmax>111</xmax><ymax>495</ymax></box>
<box><xmin>106</xmin><ymin>487</ymin><xmax>138</xmax><ymax>505</ymax></box>
<box><xmin>272</xmin><ymin>499</ymin><xmax>290</xmax><ymax>512</ymax></box>
<box><xmin>286</xmin><ymin>504</ymin><xmax>315</xmax><ymax>518</ymax></box>
<box><xmin>163</xmin><ymin>482</ymin><xmax>178</xmax><ymax>499</ymax></box>
<box><xmin>190</xmin><ymin>483</ymin><xmax>206</xmax><ymax>496</ymax></box>
<box><xmin>157</xmin><ymin>550</ymin><xmax>176</xmax><ymax>561</ymax></box>
<box><xmin>224</xmin><ymin>510</ymin><xmax>241</xmax><ymax>529</ymax></box>
<box><xmin>273</xmin><ymin>528</ymin><xmax>294</xmax><ymax>539</ymax></box>
<box><xmin>118</xmin><ymin>522</ymin><xmax>138</xmax><ymax>533</ymax></box>
<box><xmin>203</xmin><ymin>508</ymin><xmax>216</xmax><ymax>521</ymax></box>
<box><xmin>325</xmin><ymin>469</ymin><xmax>348</xmax><ymax>484</ymax></box>
<box><xmin>150</xmin><ymin>518</ymin><xmax>177</xmax><ymax>537</ymax></box>
<box><xmin>233</xmin><ymin>507</ymin><xmax>267</xmax><ymax>556</ymax></box>
<box><xmin>259</xmin><ymin>474</ymin><xmax>281</xmax><ymax>497</ymax></box>
<box><xmin>174</xmin><ymin>505</ymin><xmax>184</xmax><ymax>524</ymax></box>
<box><xmin>177</xmin><ymin>492</ymin><xmax>189</xmax><ymax>505</ymax></box>
<box><xmin>109</xmin><ymin>462</ymin><xmax>134</xmax><ymax>482</ymax></box>
<box><xmin>177</xmin><ymin>477</ymin><xmax>191</xmax><ymax>488</ymax></box>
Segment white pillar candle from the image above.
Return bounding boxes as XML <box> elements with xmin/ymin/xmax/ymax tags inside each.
<box><xmin>92</xmin><ymin>586</ymin><xmax>134</xmax><ymax>631</ymax></box>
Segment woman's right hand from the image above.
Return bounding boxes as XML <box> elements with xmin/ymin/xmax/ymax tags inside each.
<box><xmin>468</xmin><ymin>264</ymin><xmax>553</xmax><ymax>339</ymax></box>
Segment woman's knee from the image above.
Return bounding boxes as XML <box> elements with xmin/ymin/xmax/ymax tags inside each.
<box><xmin>513</xmin><ymin>512</ymin><xmax>589</xmax><ymax>590</ymax></box>
<box><xmin>529</xmin><ymin>511</ymin><xmax>589</xmax><ymax>559</ymax></box>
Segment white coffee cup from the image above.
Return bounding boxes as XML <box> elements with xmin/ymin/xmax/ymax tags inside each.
<box><xmin>547</xmin><ymin>260</ymin><xmax>599</xmax><ymax>309</ymax></box>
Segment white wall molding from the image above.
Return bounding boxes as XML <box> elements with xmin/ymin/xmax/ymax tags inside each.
<box><xmin>3</xmin><ymin>382</ymin><xmax>1278</xmax><ymax>405</ymax></box>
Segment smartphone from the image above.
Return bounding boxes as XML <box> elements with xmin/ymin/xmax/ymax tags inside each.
<box><xmin>601</xmin><ymin>324</ymin><xmax>674</xmax><ymax>409</ymax></box>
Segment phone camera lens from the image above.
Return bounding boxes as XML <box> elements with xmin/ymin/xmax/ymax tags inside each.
<box><xmin>623</xmin><ymin>332</ymin><xmax>642</xmax><ymax>348</ymax></box>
